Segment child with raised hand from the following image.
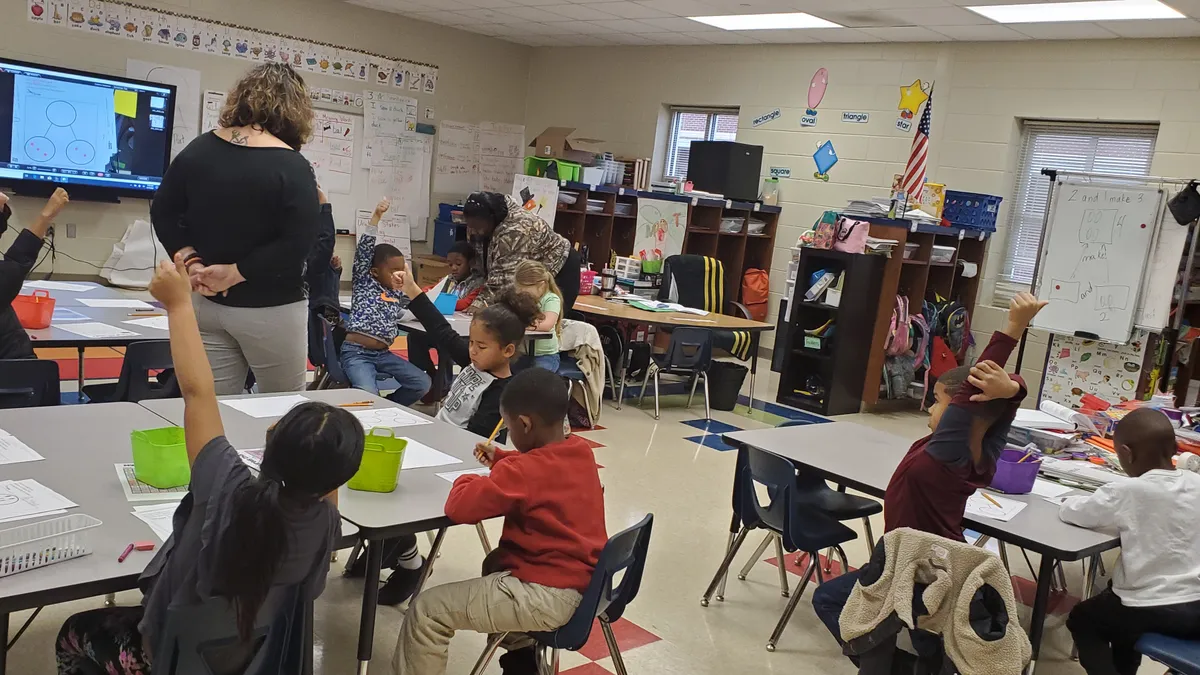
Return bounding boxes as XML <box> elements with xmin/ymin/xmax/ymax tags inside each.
<box><xmin>344</xmin><ymin>266</ymin><xmax>541</xmax><ymax>607</ymax></box>
<box><xmin>512</xmin><ymin>260</ymin><xmax>563</xmax><ymax>372</ymax></box>
<box><xmin>391</xmin><ymin>368</ymin><xmax>607</xmax><ymax>675</ymax></box>
<box><xmin>340</xmin><ymin>197</ymin><xmax>431</xmax><ymax>405</ymax></box>
<box><xmin>1061</xmin><ymin>408</ymin><xmax>1200</xmax><ymax>675</ymax></box>
<box><xmin>56</xmin><ymin>255</ymin><xmax>364</xmax><ymax>675</ymax></box>
<box><xmin>0</xmin><ymin>187</ymin><xmax>69</xmax><ymax>360</ymax></box>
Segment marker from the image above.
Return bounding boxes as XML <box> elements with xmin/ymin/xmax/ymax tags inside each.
<box><xmin>118</xmin><ymin>543</ymin><xmax>135</xmax><ymax>563</ymax></box>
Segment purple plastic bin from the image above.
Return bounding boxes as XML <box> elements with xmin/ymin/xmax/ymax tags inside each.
<box><xmin>990</xmin><ymin>448</ymin><xmax>1039</xmax><ymax>495</ymax></box>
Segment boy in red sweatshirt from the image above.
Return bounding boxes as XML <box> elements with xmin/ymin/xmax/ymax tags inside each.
<box><xmin>391</xmin><ymin>368</ymin><xmax>607</xmax><ymax>675</ymax></box>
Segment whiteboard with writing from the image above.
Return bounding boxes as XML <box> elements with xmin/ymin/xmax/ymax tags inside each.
<box><xmin>1032</xmin><ymin>181</ymin><xmax>1165</xmax><ymax>344</ymax></box>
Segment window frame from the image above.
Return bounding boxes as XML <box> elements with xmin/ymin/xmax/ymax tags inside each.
<box><xmin>663</xmin><ymin>106</ymin><xmax>740</xmax><ymax>182</ymax></box>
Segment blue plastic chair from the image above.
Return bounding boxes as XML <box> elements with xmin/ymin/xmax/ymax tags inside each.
<box><xmin>314</xmin><ymin>318</ymin><xmax>400</xmax><ymax>393</ymax></box>
<box><xmin>0</xmin><ymin>359</ymin><xmax>60</xmax><ymax>408</ymax></box>
<box><xmin>1137</xmin><ymin>634</ymin><xmax>1200</xmax><ymax>674</ymax></box>
<box><xmin>701</xmin><ymin>446</ymin><xmax>857</xmax><ymax>652</ymax></box>
<box><xmin>637</xmin><ymin>326</ymin><xmax>713</xmax><ymax>420</ymax></box>
<box><xmin>467</xmin><ymin>514</ymin><xmax>654</xmax><ymax>675</ymax></box>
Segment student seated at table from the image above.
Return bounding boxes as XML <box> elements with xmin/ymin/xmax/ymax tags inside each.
<box><xmin>55</xmin><ymin>256</ymin><xmax>364</xmax><ymax>675</ymax></box>
<box><xmin>512</xmin><ymin>260</ymin><xmax>563</xmax><ymax>373</ymax></box>
<box><xmin>340</xmin><ymin>197</ymin><xmax>430</xmax><ymax>405</ymax></box>
<box><xmin>0</xmin><ymin>187</ymin><xmax>69</xmax><ymax>360</ymax></box>
<box><xmin>408</xmin><ymin>240</ymin><xmax>485</xmax><ymax>400</ymax></box>
<box><xmin>1060</xmin><ymin>408</ymin><xmax>1200</xmax><ymax>675</ymax></box>
<box><xmin>812</xmin><ymin>292</ymin><xmax>1047</xmax><ymax>663</ymax></box>
<box><xmin>391</xmin><ymin>368</ymin><xmax>607</xmax><ymax>675</ymax></box>
<box><xmin>343</xmin><ymin>270</ymin><xmax>540</xmax><ymax>606</ymax></box>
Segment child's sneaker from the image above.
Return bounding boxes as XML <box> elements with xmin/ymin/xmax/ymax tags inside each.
<box><xmin>378</xmin><ymin>559</ymin><xmax>425</xmax><ymax>606</ymax></box>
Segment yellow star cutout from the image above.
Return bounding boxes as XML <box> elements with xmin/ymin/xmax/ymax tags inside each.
<box><xmin>898</xmin><ymin>79</ymin><xmax>930</xmax><ymax>113</ymax></box>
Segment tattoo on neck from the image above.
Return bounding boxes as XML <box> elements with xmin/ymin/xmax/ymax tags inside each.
<box><xmin>230</xmin><ymin>129</ymin><xmax>248</xmax><ymax>146</ymax></box>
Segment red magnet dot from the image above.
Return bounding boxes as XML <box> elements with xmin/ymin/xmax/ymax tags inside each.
<box><xmin>1055</xmin><ymin>284</ymin><xmax>1061</xmax><ymax>290</ymax></box>
<box><xmin>1140</xmin><ymin>223</ymin><xmax>1147</xmax><ymax>228</ymax></box>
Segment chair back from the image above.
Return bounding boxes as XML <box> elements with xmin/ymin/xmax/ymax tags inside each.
<box><xmin>0</xmin><ymin>359</ymin><xmax>60</xmax><ymax>408</ymax></box>
<box><xmin>658</xmin><ymin>254</ymin><xmax>725</xmax><ymax>313</ymax></box>
<box><xmin>531</xmin><ymin>514</ymin><xmax>654</xmax><ymax>651</ymax></box>
<box><xmin>743</xmin><ymin>447</ymin><xmax>854</xmax><ymax>553</ymax></box>
<box><xmin>306</xmin><ymin>310</ymin><xmax>327</xmax><ymax>370</ymax></box>
<box><xmin>321</xmin><ymin>318</ymin><xmax>348</xmax><ymax>386</ymax></box>
<box><xmin>1136</xmin><ymin>633</ymin><xmax>1200</xmax><ymax>674</ymax></box>
<box><xmin>598</xmin><ymin>325</ymin><xmax>624</xmax><ymax>369</ymax></box>
<box><xmin>661</xmin><ymin>327</ymin><xmax>712</xmax><ymax>372</ymax></box>
<box><xmin>114</xmin><ymin>340</ymin><xmax>178</xmax><ymax>402</ymax></box>
<box><xmin>154</xmin><ymin>585</ymin><xmax>310</xmax><ymax>675</ymax></box>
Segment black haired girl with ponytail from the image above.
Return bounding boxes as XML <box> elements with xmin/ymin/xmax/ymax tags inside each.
<box><xmin>55</xmin><ymin>260</ymin><xmax>365</xmax><ymax>675</ymax></box>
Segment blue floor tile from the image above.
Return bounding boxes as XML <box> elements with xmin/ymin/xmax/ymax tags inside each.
<box><xmin>681</xmin><ymin>418</ymin><xmax>742</xmax><ymax>435</ymax></box>
<box><xmin>684</xmin><ymin>434</ymin><xmax>736</xmax><ymax>452</ymax></box>
<box><xmin>738</xmin><ymin>394</ymin><xmax>828</xmax><ymax>424</ymax></box>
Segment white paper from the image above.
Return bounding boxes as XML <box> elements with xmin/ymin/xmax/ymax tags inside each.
<box><xmin>511</xmin><ymin>175</ymin><xmax>557</xmax><ymax>229</ymax></box>
<box><xmin>398</xmin><ymin>438</ymin><xmax>462</xmax><ymax>471</ymax></box>
<box><xmin>434</xmin><ymin>120</ymin><xmax>480</xmax><ymax>194</ymax></box>
<box><xmin>238</xmin><ymin>448</ymin><xmax>264</xmax><ymax>471</ymax></box>
<box><xmin>363</xmin><ymin>90</ymin><xmax>417</xmax><ymax>141</ymax></box>
<box><xmin>221</xmin><ymin>395</ymin><xmax>310</xmax><ymax>419</ymax></box>
<box><xmin>0</xmin><ymin>479</ymin><xmax>78</xmax><ymax>521</ymax></box>
<box><xmin>52</xmin><ymin>308</ymin><xmax>89</xmax><ymax>322</ymax></box>
<box><xmin>436</xmin><ymin>467</ymin><xmax>490</xmax><ymax>483</ymax></box>
<box><xmin>377</xmin><ymin>212</ymin><xmax>413</xmax><ymax>259</ymax></box>
<box><xmin>1039</xmin><ymin>400</ymin><xmax>1099</xmax><ymax>435</ymax></box>
<box><xmin>78</xmin><ymin>298</ymin><xmax>154</xmax><ymax>309</ymax></box>
<box><xmin>1030</xmin><ymin>478</ymin><xmax>1073</xmax><ymax>498</ymax></box>
<box><xmin>22</xmin><ymin>280</ymin><xmax>94</xmax><ymax>292</ymax></box>
<box><xmin>55</xmin><ymin>322</ymin><xmax>139</xmax><ymax>338</ymax></box>
<box><xmin>124</xmin><ymin>316</ymin><xmax>170</xmax><ymax>331</ymax></box>
<box><xmin>965</xmin><ymin>491</ymin><xmax>1027</xmax><ymax>522</ymax></box>
<box><xmin>201</xmin><ymin>90</ymin><xmax>225</xmax><ymax>134</ymax></box>
<box><xmin>352</xmin><ymin>407</ymin><xmax>433</xmax><ymax>429</ymax></box>
<box><xmin>131</xmin><ymin>503</ymin><xmax>177</xmax><ymax>541</ymax></box>
<box><xmin>1043</xmin><ymin>496</ymin><xmax>1073</xmax><ymax>506</ymax></box>
<box><xmin>1014</xmin><ymin>409</ymin><xmax>1075</xmax><ymax>432</ymax></box>
<box><xmin>126</xmin><ymin>60</ymin><xmax>202</xmax><ymax>161</ymax></box>
<box><xmin>0</xmin><ymin>431</ymin><xmax>44</xmax><ymax>465</ymax></box>
<box><xmin>302</xmin><ymin>110</ymin><xmax>356</xmax><ymax>194</ymax></box>
<box><xmin>115</xmin><ymin>463</ymin><xmax>188</xmax><ymax>503</ymax></box>
<box><xmin>481</xmin><ymin>121</ymin><xmax>525</xmax><ymax>194</ymax></box>
<box><xmin>367</xmin><ymin>132</ymin><xmax>433</xmax><ymax>234</ymax></box>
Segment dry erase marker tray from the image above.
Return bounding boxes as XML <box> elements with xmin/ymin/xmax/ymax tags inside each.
<box><xmin>0</xmin><ymin>514</ymin><xmax>102</xmax><ymax>578</ymax></box>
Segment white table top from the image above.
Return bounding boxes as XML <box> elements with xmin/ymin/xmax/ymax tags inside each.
<box><xmin>26</xmin><ymin>307</ymin><xmax>169</xmax><ymax>348</ymax></box>
<box><xmin>20</xmin><ymin>280</ymin><xmax>130</xmax><ymax>307</ymax></box>
<box><xmin>723</xmin><ymin>422</ymin><xmax>1120</xmax><ymax>560</ymax></box>
<box><xmin>0</xmin><ymin>403</ymin><xmax>175</xmax><ymax>613</ymax></box>
<box><xmin>139</xmin><ymin>389</ymin><xmax>485</xmax><ymax>536</ymax></box>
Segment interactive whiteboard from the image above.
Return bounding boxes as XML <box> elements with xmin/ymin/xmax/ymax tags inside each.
<box><xmin>1032</xmin><ymin>181</ymin><xmax>1164</xmax><ymax>344</ymax></box>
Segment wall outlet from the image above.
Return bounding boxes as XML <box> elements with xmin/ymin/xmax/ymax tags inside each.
<box><xmin>65</xmin><ymin>223</ymin><xmax>76</xmax><ymax>238</ymax></box>
<box><xmin>45</xmin><ymin>225</ymin><xmax>54</xmax><ymax>239</ymax></box>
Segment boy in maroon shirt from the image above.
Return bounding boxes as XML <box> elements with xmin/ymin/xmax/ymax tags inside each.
<box><xmin>391</xmin><ymin>368</ymin><xmax>607</xmax><ymax>675</ymax></box>
<box><xmin>812</xmin><ymin>292</ymin><xmax>1047</xmax><ymax>661</ymax></box>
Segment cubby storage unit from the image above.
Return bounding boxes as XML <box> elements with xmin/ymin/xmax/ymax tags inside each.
<box><xmin>554</xmin><ymin>181</ymin><xmax>781</xmax><ymax>305</ymax></box>
<box><xmin>777</xmin><ymin>248</ymin><xmax>886</xmax><ymax>415</ymax></box>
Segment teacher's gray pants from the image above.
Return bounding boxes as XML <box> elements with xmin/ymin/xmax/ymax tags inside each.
<box><xmin>194</xmin><ymin>296</ymin><xmax>308</xmax><ymax>395</ymax></box>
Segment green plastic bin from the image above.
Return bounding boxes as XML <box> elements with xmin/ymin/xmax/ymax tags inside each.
<box><xmin>130</xmin><ymin>427</ymin><xmax>191</xmax><ymax>489</ymax></box>
<box><xmin>347</xmin><ymin>428</ymin><xmax>408</xmax><ymax>493</ymax></box>
<box><xmin>524</xmin><ymin>156</ymin><xmax>581</xmax><ymax>183</ymax></box>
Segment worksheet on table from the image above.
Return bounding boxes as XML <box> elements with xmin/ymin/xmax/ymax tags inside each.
<box><xmin>399</xmin><ymin>439</ymin><xmax>462</xmax><ymax>470</ymax></box>
<box><xmin>220</xmin><ymin>395</ymin><xmax>310</xmax><ymax>419</ymax></box>
<box><xmin>0</xmin><ymin>430</ymin><xmax>43</xmax><ymax>465</ymax></box>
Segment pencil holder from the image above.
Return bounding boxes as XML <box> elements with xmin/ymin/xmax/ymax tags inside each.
<box><xmin>130</xmin><ymin>427</ymin><xmax>191</xmax><ymax>489</ymax></box>
<box><xmin>990</xmin><ymin>448</ymin><xmax>1039</xmax><ymax>495</ymax></box>
<box><xmin>347</xmin><ymin>428</ymin><xmax>408</xmax><ymax>493</ymax></box>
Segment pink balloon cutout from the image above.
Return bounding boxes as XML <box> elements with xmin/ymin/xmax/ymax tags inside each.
<box><xmin>808</xmin><ymin>68</ymin><xmax>828</xmax><ymax>110</ymax></box>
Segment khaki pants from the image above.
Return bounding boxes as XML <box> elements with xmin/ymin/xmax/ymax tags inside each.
<box><xmin>194</xmin><ymin>296</ymin><xmax>308</xmax><ymax>395</ymax></box>
<box><xmin>391</xmin><ymin>572</ymin><xmax>581</xmax><ymax>675</ymax></box>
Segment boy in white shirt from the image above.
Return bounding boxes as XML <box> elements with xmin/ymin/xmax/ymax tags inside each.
<box><xmin>1059</xmin><ymin>408</ymin><xmax>1200</xmax><ymax>675</ymax></box>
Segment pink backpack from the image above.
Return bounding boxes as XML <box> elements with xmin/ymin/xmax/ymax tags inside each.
<box><xmin>833</xmin><ymin>217</ymin><xmax>870</xmax><ymax>254</ymax></box>
<box><xmin>885</xmin><ymin>295</ymin><xmax>911</xmax><ymax>356</ymax></box>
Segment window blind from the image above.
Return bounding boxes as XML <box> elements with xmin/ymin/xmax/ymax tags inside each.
<box><xmin>664</xmin><ymin>107</ymin><xmax>739</xmax><ymax>181</ymax></box>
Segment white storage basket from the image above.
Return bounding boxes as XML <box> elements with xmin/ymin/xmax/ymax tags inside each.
<box><xmin>0</xmin><ymin>514</ymin><xmax>102</xmax><ymax>577</ymax></box>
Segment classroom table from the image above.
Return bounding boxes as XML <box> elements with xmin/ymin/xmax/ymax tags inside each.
<box><xmin>139</xmin><ymin>388</ymin><xmax>485</xmax><ymax>674</ymax></box>
<box><xmin>721</xmin><ymin>422</ymin><xmax>1119</xmax><ymax>675</ymax></box>
<box><xmin>0</xmin><ymin>403</ymin><xmax>178</xmax><ymax>675</ymax></box>
<box><xmin>20</xmin><ymin>280</ymin><xmax>130</xmax><ymax>307</ymax></box>
<box><xmin>26</xmin><ymin>306</ymin><xmax>169</xmax><ymax>401</ymax></box>
<box><xmin>573</xmin><ymin>294</ymin><xmax>775</xmax><ymax>408</ymax></box>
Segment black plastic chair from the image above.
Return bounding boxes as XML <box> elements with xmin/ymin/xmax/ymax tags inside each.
<box><xmin>154</xmin><ymin>584</ymin><xmax>311</xmax><ymax>675</ymax></box>
<box><xmin>701</xmin><ymin>446</ymin><xmax>857</xmax><ymax>652</ymax></box>
<box><xmin>597</xmin><ymin>324</ymin><xmax>626</xmax><ymax>409</ymax></box>
<box><xmin>636</xmin><ymin>326</ymin><xmax>713</xmax><ymax>420</ymax></box>
<box><xmin>81</xmin><ymin>340</ymin><xmax>177</xmax><ymax>403</ymax></box>
<box><xmin>468</xmin><ymin>514</ymin><xmax>654</xmax><ymax>675</ymax></box>
<box><xmin>0</xmin><ymin>359</ymin><xmax>60</xmax><ymax>408</ymax></box>
<box><xmin>1138</xmin><ymin>634</ymin><xmax>1200</xmax><ymax>674</ymax></box>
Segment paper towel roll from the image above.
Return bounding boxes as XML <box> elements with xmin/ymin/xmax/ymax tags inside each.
<box><xmin>958</xmin><ymin>261</ymin><xmax>978</xmax><ymax>278</ymax></box>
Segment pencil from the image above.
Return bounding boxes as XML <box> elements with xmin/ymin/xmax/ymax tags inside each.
<box><xmin>338</xmin><ymin>401</ymin><xmax>374</xmax><ymax>408</ymax></box>
<box><xmin>982</xmin><ymin>492</ymin><xmax>1004</xmax><ymax>509</ymax></box>
<box><xmin>128</xmin><ymin>312</ymin><xmax>165</xmax><ymax>317</ymax></box>
<box><xmin>1017</xmin><ymin>451</ymin><xmax>1034</xmax><ymax>463</ymax></box>
<box><xmin>487</xmin><ymin>419</ymin><xmax>505</xmax><ymax>444</ymax></box>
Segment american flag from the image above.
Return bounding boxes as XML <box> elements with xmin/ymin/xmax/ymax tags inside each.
<box><xmin>901</xmin><ymin>91</ymin><xmax>932</xmax><ymax>198</ymax></box>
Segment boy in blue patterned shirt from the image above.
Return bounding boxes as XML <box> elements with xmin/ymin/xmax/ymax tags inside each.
<box><xmin>339</xmin><ymin>198</ymin><xmax>431</xmax><ymax>405</ymax></box>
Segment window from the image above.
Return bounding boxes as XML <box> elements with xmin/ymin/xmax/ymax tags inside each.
<box><xmin>996</xmin><ymin>121</ymin><xmax>1158</xmax><ymax>301</ymax></box>
<box><xmin>664</xmin><ymin>107</ymin><xmax>739</xmax><ymax>181</ymax></box>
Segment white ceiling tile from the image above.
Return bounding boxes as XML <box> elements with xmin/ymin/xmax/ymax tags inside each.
<box><xmin>601</xmin><ymin>31</ymin><xmax>661</xmax><ymax>42</ymax></box>
<box><xmin>347</xmin><ymin>0</ymin><xmax>439</xmax><ymax>12</ymax></box>
<box><xmin>806</xmin><ymin>26</ymin><xmax>884</xmax><ymax>40</ymax></box>
<box><xmin>687</xmin><ymin>29</ymin><xmax>766</xmax><ymax>41</ymax></box>
<box><xmin>562</xmin><ymin>19</ymin><xmax>628</xmax><ymax>31</ymax></box>
<box><xmin>585</xmin><ymin>17</ymin><xmax>667</xmax><ymax>30</ymax></box>
<box><xmin>1096</xmin><ymin>17</ymin><xmax>1200</xmax><ymax>36</ymax></box>
<box><xmin>450</xmin><ymin>7</ymin><xmax>515</xmax><ymax>22</ymax></box>
<box><xmin>585</xmin><ymin>1</ymin><xmax>673</xmax><ymax>17</ymax></box>
<box><xmin>489</xmin><ymin>20</ymin><xmax>561</xmax><ymax>34</ymax></box>
<box><xmin>881</xmin><ymin>6</ymin><xmax>992</xmax><ymax>24</ymax></box>
<box><xmin>635</xmin><ymin>15</ymin><xmax>721</xmax><ymax>30</ymax></box>
<box><xmin>857</xmin><ymin>25</ymin><xmax>953</xmax><ymax>39</ymax></box>
<box><xmin>930</xmin><ymin>23</ymin><xmax>1028</xmax><ymax>38</ymax></box>
<box><xmin>541</xmin><ymin>3</ymin><xmax>622</xmax><ymax>18</ymax></box>
<box><xmin>507</xmin><ymin>0</ymin><xmax>571</xmax><ymax>5</ymax></box>
<box><xmin>1010</xmin><ymin>21</ymin><xmax>1119</xmax><ymax>38</ymax></box>
<box><xmin>411</xmin><ymin>10</ymin><xmax>477</xmax><ymax>23</ymax></box>
<box><xmin>748</xmin><ymin>27</ymin><xmax>826</xmax><ymax>41</ymax></box>
<box><xmin>633</xmin><ymin>0</ymin><xmax>737</xmax><ymax>15</ymax></box>
<box><xmin>500</xmin><ymin>5</ymin><xmax>572</xmax><ymax>20</ymax></box>
<box><xmin>638</xmin><ymin>30</ymin><xmax>716</xmax><ymax>42</ymax></box>
<box><xmin>457</xmin><ymin>0</ymin><xmax>523</xmax><ymax>7</ymax></box>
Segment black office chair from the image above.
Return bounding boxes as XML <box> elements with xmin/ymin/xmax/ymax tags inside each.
<box><xmin>81</xmin><ymin>340</ymin><xmax>178</xmax><ymax>403</ymax></box>
<box><xmin>153</xmin><ymin>584</ymin><xmax>311</xmax><ymax>675</ymax></box>
<box><xmin>636</xmin><ymin>326</ymin><xmax>713</xmax><ymax>420</ymax></box>
<box><xmin>0</xmin><ymin>359</ymin><xmax>60</xmax><ymax>408</ymax></box>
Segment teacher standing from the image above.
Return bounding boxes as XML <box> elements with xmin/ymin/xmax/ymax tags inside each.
<box><xmin>152</xmin><ymin>63</ymin><xmax>319</xmax><ymax>395</ymax></box>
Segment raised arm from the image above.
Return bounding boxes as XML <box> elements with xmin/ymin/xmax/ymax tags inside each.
<box><xmin>0</xmin><ymin>189</ymin><xmax>68</xmax><ymax>305</ymax></box>
<box><xmin>400</xmin><ymin>269</ymin><xmax>470</xmax><ymax>365</ymax></box>
<box><xmin>149</xmin><ymin>256</ymin><xmax>224</xmax><ymax>464</ymax></box>
<box><xmin>353</xmin><ymin>198</ymin><xmax>389</xmax><ymax>286</ymax></box>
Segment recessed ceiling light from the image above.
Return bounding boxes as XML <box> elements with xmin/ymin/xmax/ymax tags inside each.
<box><xmin>688</xmin><ymin>12</ymin><xmax>842</xmax><ymax>30</ymax></box>
<box><xmin>966</xmin><ymin>0</ymin><xmax>1183</xmax><ymax>23</ymax></box>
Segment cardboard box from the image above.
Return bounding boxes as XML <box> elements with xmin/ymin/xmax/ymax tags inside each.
<box><xmin>529</xmin><ymin>127</ymin><xmax>605</xmax><ymax>164</ymax></box>
<box><xmin>413</xmin><ymin>254</ymin><xmax>450</xmax><ymax>289</ymax></box>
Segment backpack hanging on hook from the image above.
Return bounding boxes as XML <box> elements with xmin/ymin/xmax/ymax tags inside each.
<box><xmin>1168</xmin><ymin>181</ymin><xmax>1200</xmax><ymax>225</ymax></box>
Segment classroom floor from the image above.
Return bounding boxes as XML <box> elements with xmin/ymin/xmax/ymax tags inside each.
<box><xmin>9</xmin><ymin>344</ymin><xmax>1148</xmax><ymax>674</ymax></box>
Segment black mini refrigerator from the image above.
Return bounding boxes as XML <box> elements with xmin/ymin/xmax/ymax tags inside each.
<box><xmin>686</xmin><ymin>141</ymin><xmax>764</xmax><ymax>201</ymax></box>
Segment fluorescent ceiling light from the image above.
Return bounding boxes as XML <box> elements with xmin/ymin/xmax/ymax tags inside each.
<box><xmin>966</xmin><ymin>0</ymin><xmax>1183</xmax><ymax>23</ymax></box>
<box><xmin>688</xmin><ymin>12</ymin><xmax>842</xmax><ymax>30</ymax></box>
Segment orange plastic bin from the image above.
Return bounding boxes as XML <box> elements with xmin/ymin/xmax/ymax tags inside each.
<box><xmin>13</xmin><ymin>291</ymin><xmax>55</xmax><ymax>329</ymax></box>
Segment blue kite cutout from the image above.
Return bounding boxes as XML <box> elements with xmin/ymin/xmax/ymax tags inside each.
<box><xmin>813</xmin><ymin>141</ymin><xmax>838</xmax><ymax>182</ymax></box>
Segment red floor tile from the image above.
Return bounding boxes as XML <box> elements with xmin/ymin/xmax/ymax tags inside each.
<box><xmin>576</xmin><ymin>435</ymin><xmax>606</xmax><ymax>450</ymax></box>
<box><xmin>765</xmin><ymin>551</ymin><xmax>856</xmax><ymax>578</ymax></box>
<box><xmin>52</xmin><ymin>357</ymin><xmax>123</xmax><ymax>380</ymax></box>
<box><xmin>561</xmin><ymin>663</ymin><xmax>612</xmax><ymax>675</ymax></box>
<box><xmin>576</xmin><ymin>617</ymin><xmax>660</xmax><ymax>661</ymax></box>
<box><xmin>1011</xmin><ymin>576</ymin><xmax>1079</xmax><ymax>615</ymax></box>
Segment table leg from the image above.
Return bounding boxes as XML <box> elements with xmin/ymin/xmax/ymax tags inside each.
<box><xmin>747</xmin><ymin>333</ymin><xmax>760</xmax><ymax>411</ymax></box>
<box><xmin>355</xmin><ymin>538</ymin><xmax>385</xmax><ymax>674</ymax></box>
<box><xmin>1071</xmin><ymin>555</ymin><xmax>1101</xmax><ymax>661</ymax></box>
<box><xmin>77</xmin><ymin>347</ymin><xmax>86</xmax><ymax>403</ymax></box>
<box><xmin>1026</xmin><ymin>554</ymin><xmax>1056</xmax><ymax>675</ymax></box>
<box><xmin>613</xmin><ymin>348</ymin><xmax>624</xmax><ymax>411</ymax></box>
<box><xmin>0</xmin><ymin>612</ymin><xmax>8</xmax><ymax>675</ymax></box>
<box><xmin>413</xmin><ymin>527</ymin><xmax>447</xmax><ymax>600</ymax></box>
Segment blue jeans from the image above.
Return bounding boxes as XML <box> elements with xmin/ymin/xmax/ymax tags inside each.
<box><xmin>340</xmin><ymin>341</ymin><xmax>431</xmax><ymax>406</ymax></box>
<box><xmin>812</xmin><ymin>569</ymin><xmax>942</xmax><ymax>667</ymax></box>
<box><xmin>516</xmin><ymin>353</ymin><xmax>560</xmax><ymax>373</ymax></box>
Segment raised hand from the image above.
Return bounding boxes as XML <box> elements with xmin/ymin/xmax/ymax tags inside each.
<box><xmin>150</xmin><ymin>256</ymin><xmax>194</xmax><ymax>310</ymax></box>
<box><xmin>967</xmin><ymin>360</ymin><xmax>1021</xmax><ymax>402</ymax></box>
<box><xmin>41</xmin><ymin>188</ymin><xmax>69</xmax><ymax>219</ymax></box>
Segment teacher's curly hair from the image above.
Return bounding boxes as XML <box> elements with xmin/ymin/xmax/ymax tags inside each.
<box><xmin>219</xmin><ymin>63</ymin><xmax>313</xmax><ymax>150</ymax></box>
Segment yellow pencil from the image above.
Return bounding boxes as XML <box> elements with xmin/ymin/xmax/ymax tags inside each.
<box><xmin>1017</xmin><ymin>451</ymin><xmax>1034</xmax><ymax>463</ymax></box>
<box><xmin>338</xmin><ymin>401</ymin><xmax>374</xmax><ymax>408</ymax></box>
<box><xmin>982</xmin><ymin>492</ymin><xmax>1004</xmax><ymax>509</ymax></box>
<box><xmin>487</xmin><ymin>419</ymin><xmax>505</xmax><ymax>444</ymax></box>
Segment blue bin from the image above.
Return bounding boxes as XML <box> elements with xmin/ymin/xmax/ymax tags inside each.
<box><xmin>432</xmin><ymin>293</ymin><xmax>457</xmax><ymax>315</ymax></box>
<box><xmin>943</xmin><ymin>190</ymin><xmax>1002</xmax><ymax>232</ymax></box>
